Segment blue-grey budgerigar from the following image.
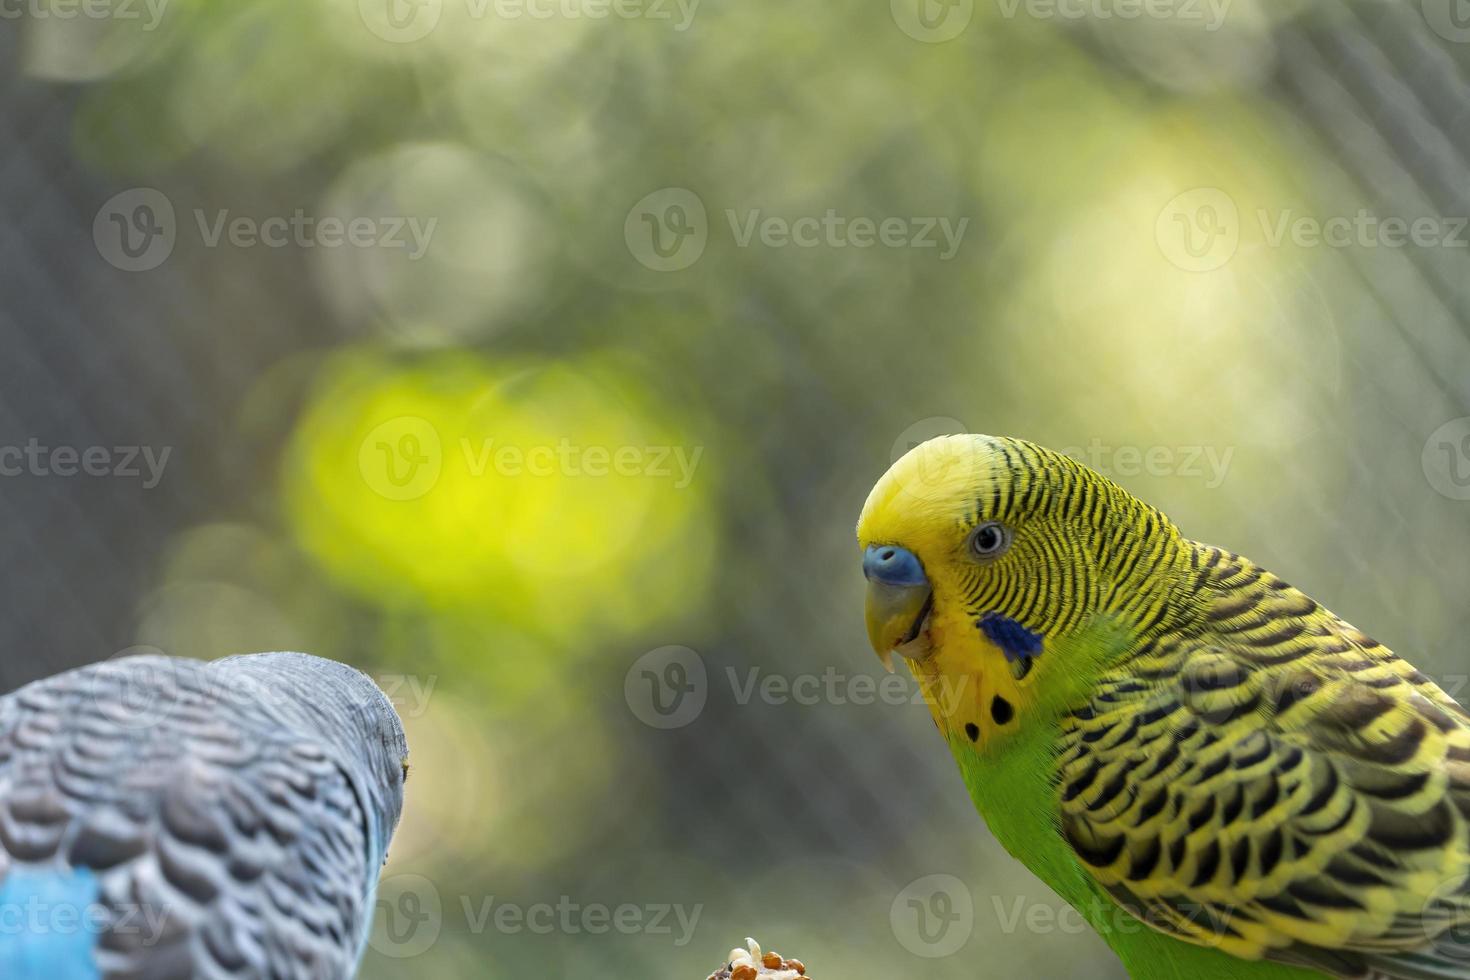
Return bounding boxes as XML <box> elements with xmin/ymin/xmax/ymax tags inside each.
<box><xmin>0</xmin><ymin>652</ymin><xmax>409</xmax><ymax>979</ymax></box>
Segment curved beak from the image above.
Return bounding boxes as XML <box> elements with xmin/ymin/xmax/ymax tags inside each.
<box><xmin>862</xmin><ymin>545</ymin><xmax>932</xmax><ymax>672</ymax></box>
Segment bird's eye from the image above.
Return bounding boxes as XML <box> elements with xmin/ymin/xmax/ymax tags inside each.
<box><xmin>968</xmin><ymin>521</ymin><xmax>1011</xmax><ymax>559</ymax></box>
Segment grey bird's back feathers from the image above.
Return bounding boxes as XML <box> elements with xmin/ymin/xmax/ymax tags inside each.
<box><xmin>0</xmin><ymin>652</ymin><xmax>408</xmax><ymax>979</ymax></box>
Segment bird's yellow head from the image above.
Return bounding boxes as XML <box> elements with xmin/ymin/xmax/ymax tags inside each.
<box><xmin>857</xmin><ymin>434</ymin><xmax>1186</xmax><ymax>746</ymax></box>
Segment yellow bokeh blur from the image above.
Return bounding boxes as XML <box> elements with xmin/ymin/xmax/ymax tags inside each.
<box><xmin>282</xmin><ymin>347</ymin><xmax>716</xmax><ymax>642</ymax></box>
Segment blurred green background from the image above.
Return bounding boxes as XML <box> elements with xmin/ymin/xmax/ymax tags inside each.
<box><xmin>5</xmin><ymin>0</ymin><xmax>1470</xmax><ymax>976</ymax></box>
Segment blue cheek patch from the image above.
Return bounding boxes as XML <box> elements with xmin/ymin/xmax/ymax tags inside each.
<box><xmin>978</xmin><ymin>613</ymin><xmax>1043</xmax><ymax>663</ymax></box>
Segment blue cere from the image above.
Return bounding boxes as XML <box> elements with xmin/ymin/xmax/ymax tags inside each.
<box><xmin>862</xmin><ymin>544</ymin><xmax>928</xmax><ymax>588</ymax></box>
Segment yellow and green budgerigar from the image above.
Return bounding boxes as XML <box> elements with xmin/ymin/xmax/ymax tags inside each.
<box><xmin>858</xmin><ymin>434</ymin><xmax>1470</xmax><ymax>980</ymax></box>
